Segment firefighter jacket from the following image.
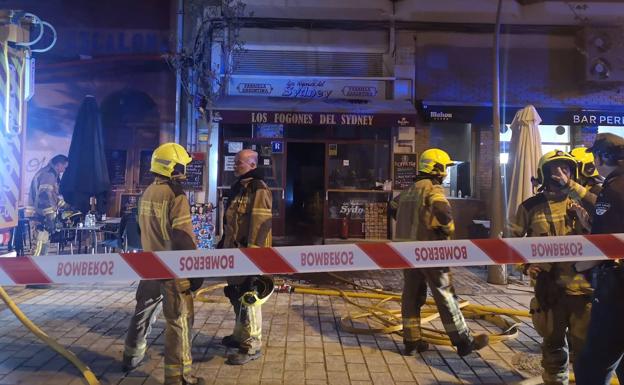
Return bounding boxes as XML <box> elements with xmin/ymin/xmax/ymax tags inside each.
<box><xmin>393</xmin><ymin>176</ymin><xmax>454</xmax><ymax>242</ymax></box>
<box><xmin>510</xmin><ymin>192</ymin><xmax>592</xmax><ymax>296</ymax></box>
<box><xmin>222</xmin><ymin>169</ymin><xmax>272</xmax><ymax>249</ymax></box>
<box><xmin>138</xmin><ymin>177</ymin><xmax>196</xmax><ymax>252</ymax></box>
<box><xmin>25</xmin><ymin>164</ymin><xmax>65</xmax><ymax>220</ymax></box>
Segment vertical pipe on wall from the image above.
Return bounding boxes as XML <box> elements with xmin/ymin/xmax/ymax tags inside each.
<box><xmin>487</xmin><ymin>0</ymin><xmax>507</xmax><ymax>284</ymax></box>
<box><xmin>174</xmin><ymin>0</ymin><xmax>184</xmax><ymax>144</ymax></box>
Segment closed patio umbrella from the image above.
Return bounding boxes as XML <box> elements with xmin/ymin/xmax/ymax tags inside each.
<box><xmin>506</xmin><ymin>105</ymin><xmax>543</xmax><ymax>225</ymax></box>
<box><xmin>60</xmin><ymin>96</ymin><xmax>110</xmax><ymax>214</ymax></box>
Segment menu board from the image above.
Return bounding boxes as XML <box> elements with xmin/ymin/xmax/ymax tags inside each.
<box><xmin>120</xmin><ymin>193</ymin><xmax>141</xmax><ymax>214</ymax></box>
<box><xmin>139</xmin><ymin>150</ymin><xmax>155</xmax><ymax>186</ymax></box>
<box><xmin>182</xmin><ymin>152</ymin><xmax>206</xmax><ymax>190</ymax></box>
<box><xmin>392</xmin><ymin>153</ymin><xmax>418</xmax><ymax>190</ymax></box>
<box><xmin>106</xmin><ymin>149</ymin><xmax>127</xmax><ymax>186</ymax></box>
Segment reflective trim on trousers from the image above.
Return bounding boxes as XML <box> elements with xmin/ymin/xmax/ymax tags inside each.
<box><xmin>123</xmin><ymin>341</ymin><xmax>147</xmax><ymax>358</ymax></box>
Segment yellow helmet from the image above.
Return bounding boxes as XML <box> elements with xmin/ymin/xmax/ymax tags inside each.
<box><xmin>570</xmin><ymin>147</ymin><xmax>599</xmax><ymax>178</ymax></box>
<box><xmin>536</xmin><ymin>149</ymin><xmax>577</xmax><ymax>185</ymax></box>
<box><xmin>150</xmin><ymin>142</ymin><xmax>192</xmax><ymax>179</ymax></box>
<box><xmin>419</xmin><ymin>148</ymin><xmax>454</xmax><ymax>177</ymax></box>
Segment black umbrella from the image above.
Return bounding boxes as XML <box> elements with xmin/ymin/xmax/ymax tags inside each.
<box><xmin>60</xmin><ymin>95</ymin><xmax>110</xmax><ymax>214</ymax></box>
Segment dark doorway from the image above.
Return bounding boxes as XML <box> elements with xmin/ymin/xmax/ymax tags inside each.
<box><xmin>285</xmin><ymin>142</ymin><xmax>325</xmax><ymax>245</ymax></box>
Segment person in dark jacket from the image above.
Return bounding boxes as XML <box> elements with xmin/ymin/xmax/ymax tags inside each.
<box><xmin>572</xmin><ymin>133</ymin><xmax>624</xmax><ymax>385</ymax></box>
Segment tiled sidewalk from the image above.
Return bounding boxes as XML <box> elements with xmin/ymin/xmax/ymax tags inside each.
<box><xmin>0</xmin><ymin>268</ymin><xmax>540</xmax><ymax>385</ymax></box>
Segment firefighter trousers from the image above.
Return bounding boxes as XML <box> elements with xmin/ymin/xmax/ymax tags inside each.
<box><xmin>123</xmin><ymin>279</ymin><xmax>195</xmax><ymax>385</ymax></box>
<box><xmin>535</xmin><ymin>294</ymin><xmax>591</xmax><ymax>385</ymax></box>
<box><xmin>401</xmin><ymin>268</ymin><xmax>472</xmax><ymax>347</ymax></box>
<box><xmin>123</xmin><ymin>280</ymin><xmax>163</xmax><ymax>363</ymax></box>
<box><xmin>225</xmin><ymin>276</ymin><xmax>262</xmax><ymax>354</ymax></box>
<box><xmin>162</xmin><ymin>279</ymin><xmax>195</xmax><ymax>385</ymax></box>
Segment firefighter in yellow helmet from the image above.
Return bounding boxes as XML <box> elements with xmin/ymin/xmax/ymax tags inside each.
<box><xmin>570</xmin><ymin>147</ymin><xmax>603</xmax><ymax>213</ymax></box>
<box><xmin>218</xmin><ymin>148</ymin><xmax>273</xmax><ymax>365</ymax></box>
<box><xmin>510</xmin><ymin>150</ymin><xmax>592</xmax><ymax>385</ymax></box>
<box><xmin>393</xmin><ymin>148</ymin><xmax>489</xmax><ymax>357</ymax></box>
<box><xmin>122</xmin><ymin>142</ymin><xmax>205</xmax><ymax>385</ymax></box>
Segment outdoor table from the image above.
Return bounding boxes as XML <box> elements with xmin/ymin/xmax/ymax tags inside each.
<box><xmin>72</xmin><ymin>224</ymin><xmax>105</xmax><ymax>254</ymax></box>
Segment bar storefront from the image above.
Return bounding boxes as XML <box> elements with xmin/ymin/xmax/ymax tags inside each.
<box><xmin>213</xmin><ymin>97</ymin><xmax>417</xmax><ymax>245</ymax></box>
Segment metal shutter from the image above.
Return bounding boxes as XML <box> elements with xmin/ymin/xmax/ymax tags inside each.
<box><xmin>233</xmin><ymin>50</ymin><xmax>384</xmax><ymax>77</ymax></box>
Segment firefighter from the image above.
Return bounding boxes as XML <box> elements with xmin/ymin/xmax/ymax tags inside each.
<box><xmin>573</xmin><ymin>133</ymin><xmax>624</xmax><ymax>385</ymax></box>
<box><xmin>219</xmin><ymin>149</ymin><xmax>273</xmax><ymax>365</ymax></box>
<box><xmin>122</xmin><ymin>142</ymin><xmax>204</xmax><ymax>385</ymax></box>
<box><xmin>24</xmin><ymin>154</ymin><xmax>69</xmax><ymax>256</ymax></box>
<box><xmin>567</xmin><ymin>147</ymin><xmax>603</xmax><ymax>215</ymax></box>
<box><xmin>510</xmin><ymin>150</ymin><xmax>592</xmax><ymax>385</ymax></box>
<box><xmin>394</xmin><ymin>148</ymin><xmax>489</xmax><ymax>357</ymax></box>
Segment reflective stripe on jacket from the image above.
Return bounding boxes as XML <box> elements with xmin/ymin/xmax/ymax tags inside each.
<box><xmin>222</xmin><ymin>177</ymin><xmax>272</xmax><ymax>248</ymax></box>
<box><xmin>510</xmin><ymin>192</ymin><xmax>592</xmax><ymax>296</ymax></box>
<box><xmin>25</xmin><ymin>164</ymin><xmax>61</xmax><ymax>219</ymax></box>
<box><xmin>394</xmin><ymin>177</ymin><xmax>454</xmax><ymax>242</ymax></box>
<box><xmin>138</xmin><ymin>178</ymin><xmax>196</xmax><ymax>252</ymax></box>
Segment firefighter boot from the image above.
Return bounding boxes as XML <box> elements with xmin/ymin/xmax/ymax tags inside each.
<box><xmin>221</xmin><ymin>335</ymin><xmax>241</xmax><ymax>349</ymax></box>
<box><xmin>226</xmin><ymin>350</ymin><xmax>262</xmax><ymax>365</ymax></box>
<box><xmin>404</xmin><ymin>340</ymin><xmax>430</xmax><ymax>356</ymax></box>
<box><xmin>122</xmin><ymin>354</ymin><xmax>144</xmax><ymax>372</ymax></box>
<box><xmin>456</xmin><ymin>334</ymin><xmax>490</xmax><ymax>357</ymax></box>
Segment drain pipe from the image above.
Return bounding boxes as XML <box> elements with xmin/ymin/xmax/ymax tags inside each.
<box><xmin>174</xmin><ymin>0</ymin><xmax>184</xmax><ymax>144</ymax></box>
<box><xmin>487</xmin><ymin>0</ymin><xmax>507</xmax><ymax>284</ymax></box>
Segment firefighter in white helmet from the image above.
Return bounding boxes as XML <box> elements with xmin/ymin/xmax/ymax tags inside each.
<box><xmin>393</xmin><ymin>148</ymin><xmax>489</xmax><ymax>357</ymax></box>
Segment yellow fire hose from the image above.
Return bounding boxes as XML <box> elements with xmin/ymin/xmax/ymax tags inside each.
<box><xmin>0</xmin><ymin>286</ymin><xmax>99</xmax><ymax>385</ymax></box>
<box><xmin>195</xmin><ymin>276</ymin><xmax>525</xmax><ymax>347</ymax></box>
<box><xmin>195</xmin><ymin>274</ymin><xmax>621</xmax><ymax>385</ymax></box>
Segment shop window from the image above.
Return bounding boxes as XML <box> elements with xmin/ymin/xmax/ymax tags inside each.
<box><xmin>598</xmin><ymin>126</ymin><xmax>624</xmax><ymax>137</ymax></box>
<box><xmin>500</xmin><ymin>125</ymin><xmax>570</xmax><ymax>164</ymax></box>
<box><xmin>328</xmin><ymin>143</ymin><xmax>390</xmax><ymax>190</ymax></box>
<box><xmin>221</xmin><ymin>140</ymin><xmax>284</xmax><ymax>188</ymax></box>
<box><xmin>223</xmin><ymin>124</ymin><xmax>252</xmax><ymax>138</ymax></box>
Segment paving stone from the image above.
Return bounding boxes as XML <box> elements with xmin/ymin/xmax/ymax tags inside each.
<box><xmin>347</xmin><ymin>363</ymin><xmax>370</xmax><ymax>381</ymax></box>
<box><xmin>305</xmin><ymin>362</ymin><xmax>326</xmax><ymax>380</ymax></box>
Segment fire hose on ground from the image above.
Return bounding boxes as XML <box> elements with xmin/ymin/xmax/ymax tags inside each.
<box><xmin>0</xmin><ymin>271</ymin><xmax>617</xmax><ymax>385</ymax></box>
<box><xmin>0</xmin><ymin>286</ymin><xmax>99</xmax><ymax>385</ymax></box>
<box><xmin>196</xmin><ymin>273</ymin><xmax>619</xmax><ymax>385</ymax></box>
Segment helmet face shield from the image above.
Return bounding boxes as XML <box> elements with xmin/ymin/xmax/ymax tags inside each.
<box><xmin>537</xmin><ymin>149</ymin><xmax>578</xmax><ymax>187</ymax></box>
<box><xmin>172</xmin><ymin>163</ymin><xmax>187</xmax><ymax>180</ymax></box>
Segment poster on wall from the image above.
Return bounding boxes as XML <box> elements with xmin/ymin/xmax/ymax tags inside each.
<box><xmin>139</xmin><ymin>150</ymin><xmax>155</xmax><ymax>186</ymax></box>
<box><xmin>106</xmin><ymin>149</ymin><xmax>127</xmax><ymax>186</ymax></box>
<box><xmin>182</xmin><ymin>152</ymin><xmax>206</xmax><ymax>190</ymax></box>
<box><xmin>119</xmin><ymin>193</ymin><xmax>141</xmax><ymax>214</ymax></box>
<box><xmin>393</xmin><ymin>153</ymin><xmax>418</xmax><ymax>190</ymax></box>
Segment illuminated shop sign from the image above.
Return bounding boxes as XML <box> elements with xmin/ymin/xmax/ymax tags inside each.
<box><xmin>229</xmin><ymin>77</ymin><xmax>385</xmax><ymax>100</ymax></box>
<box><xmin>571</xmin><ymin>113</ymin><xmax>624</xmax><ymax>126</ymax></box>
<box><xmin>213</xmin><ymin>110</ymin><xmax>416</xmax><ymax>128</ymax></box>
<box><xmin>421</xmin><ymin>103</ymin><xmax>624</xmax><ymax>126</ymax></box>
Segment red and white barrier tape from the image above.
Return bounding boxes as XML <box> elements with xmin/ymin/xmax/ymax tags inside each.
<box><xmin>0</xmin><ymin>234</ymin><xmax>623</xmax><ymax>286</ymax></box>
